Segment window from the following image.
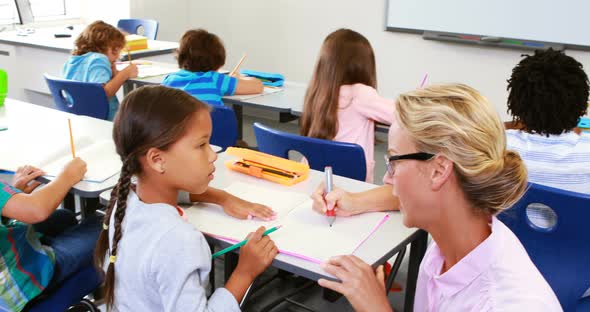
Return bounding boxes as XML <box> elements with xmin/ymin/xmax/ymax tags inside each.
<box><xmin>0</xmin><ymin>0</ymin><xmax>80</xmax><ymax>25</ymax></box>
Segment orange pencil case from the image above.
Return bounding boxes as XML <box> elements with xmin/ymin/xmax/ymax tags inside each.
<box><xmin>225</xmin><ymin>147</ymin><xmax>309</xmax><ymax>186</ymax></box>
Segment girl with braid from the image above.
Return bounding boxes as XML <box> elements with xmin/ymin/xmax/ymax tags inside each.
<box><xmin>94</xmin><ymin>85</ymin><xmax>278</xmax><ymax>311</ymax></box>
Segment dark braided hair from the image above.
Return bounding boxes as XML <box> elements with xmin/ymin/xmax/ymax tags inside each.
<box><xmin>507</xmin><ymin>48</ymin><xmax>589</xmax><ymax>136</ymax></box>
<box><xmin>94</xmin><ymin>85</ymin><xmax>209</xmax><ymax>309</ymax></box>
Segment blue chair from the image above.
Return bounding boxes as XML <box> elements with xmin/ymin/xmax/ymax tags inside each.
<box><xmin>253</xmin><ymin>122</ymin><xmax>366</xmax><ymax>181</ymax></box>
<box><xmin>210</xmin><ymin>105</ymin><xmax>238</xmax><ymax>151</ymax></box>
<box><xmin>25</xmin><ymin>265</ymin><xmax>101</xmax><ymax>312</ymax></box>
<box><xmin>44</xmin><ymin>74</ymin><xmax>110</xmax><ymax>120</ymax></box>
<box><xmin>117</xmin><ymin>19</ymin><xmax>159</xmax><ymax>40</ymax></box>
<box><xmin>498</xmin><ymin>183</ymin><xmax>590</xmax><ymax>312</ymax></box>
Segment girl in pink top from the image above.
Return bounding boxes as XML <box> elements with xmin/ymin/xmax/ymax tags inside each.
<box><xmin>313</xmin><ymin>84</ymin><xmax>561</xmax><ymax>311</ymax></box>
<box><xmin>300</xmin><ymin>29</ymin><xmax>395</xmax><ymax>183</ymax></box>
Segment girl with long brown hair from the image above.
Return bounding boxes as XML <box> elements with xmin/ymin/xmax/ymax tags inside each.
<box><xmin>300</xmin><ymin>28</ymin><xmax>395</xmax><ymax>183</ymax></box>
<box><xmin>94</xmin><ymin>86</ymin><xmax>277</xmax><ymax>311</ymax></box>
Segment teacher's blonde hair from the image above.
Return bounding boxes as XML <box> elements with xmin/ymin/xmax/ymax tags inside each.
<box><xmin>395</xmin><ymin>83</ymin><xmax>527</xmax><ymax>215</ymax></box>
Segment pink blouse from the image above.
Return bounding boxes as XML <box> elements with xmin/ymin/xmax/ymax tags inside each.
<box><xmin>334</xmin><ymin>84</ymin><xmax>395</xmax><ymax>183</ymax></box>
<box><xmin>413</xmin><ymin>217</ymin><xmax>562</xmax><ymax>311</ymax></box>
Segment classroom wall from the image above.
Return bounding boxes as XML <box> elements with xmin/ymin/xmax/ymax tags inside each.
<box><xmin>137</xmin><ymin>0</ymin><xmax>590</xmax><ymax>121</ymax></box>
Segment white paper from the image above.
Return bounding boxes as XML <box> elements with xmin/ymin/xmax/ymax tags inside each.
<box><xmin>185</xmin><ymin>182</ymin><xmax>388</xmax><ymax>262</ymax></box>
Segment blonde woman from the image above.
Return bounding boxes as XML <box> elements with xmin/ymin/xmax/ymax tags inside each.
<box><xmin>314</xmin><ymin>84</ymin><xmax>561</xmax><ymax>311</ymax></box>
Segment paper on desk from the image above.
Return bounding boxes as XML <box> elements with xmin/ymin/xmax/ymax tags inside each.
<box><xmin>186</xmin><ymin>182</ymin><xmax>309</xmax><ymax>240</ymax></box>
<box><xmin>116</xmin><ymin>63</ymin><xmax>177</xmax><ymax>78</ymax></box>
<box><xmin>186</xmin><ymin>182</ymin><xmax>389</xmax><ymax>263</ymax></box>
<box><xmin>226</xmin><ymin>87</ymin><xmax>283</xmax><ymax>101</ymax></box>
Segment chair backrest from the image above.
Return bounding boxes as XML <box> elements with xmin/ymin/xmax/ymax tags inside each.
<box><xmin>117</xmin><ymin>19</ymin><xmax>159</xmax><ymax>40</ymax></box>
<box><xmin>44</xmin><ymin>74</ymin><xmax>110</xmax><ymax>120</ymax></box>
<box><xmin>210</xmin><ymin>105</ymin><xmax>237</xmax><ymax>152</ymax></box>
<box><xmin>253</xmin><ymin>122</ymin><xmax>366</xmax><ymax>181</ymax></box>
<box><xmin>497</xmin><ymin>182</ymin><xmax>590</xmax><ymax>311</ymax></box>
<box><xmin>26</xmin><ymin>265</ymin><xmax>101</xmax><ymax>312</ymax></box>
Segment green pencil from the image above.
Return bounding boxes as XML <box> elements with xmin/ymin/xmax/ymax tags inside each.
<box><xmin>211</xmin><ymin>225</ymin><xmax>282</xmax><ymax>259</ymax></box>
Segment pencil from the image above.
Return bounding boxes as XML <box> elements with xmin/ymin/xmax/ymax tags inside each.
<box><xmin>419</xmin><ymin>73</ymin><xmax>428</xmax><ymax>88</ymax></box>
<box><xmin>229</xmin><ymin>54</ymin><xmax>246</xmax><ymax>76</ymax></box>
<box><xmin>127</xmin><ymin>48</ymin><xmax>132</xmax><ymax>63</ymax></box>
<box><xmin>68</xmin><ymin>118</ymin><xmax>76</xmax><ymax>158</ymax></box>
<box><xmin>211</xmin><ymin>225</ymin><xmax>282</xmax><ymax>259</ymax></box>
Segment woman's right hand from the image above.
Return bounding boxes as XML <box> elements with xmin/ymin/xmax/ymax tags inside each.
<box><xmin>310</xmin><ymin>182</ymin><xmax>360</xmax><ymax>217</ymax></box>
<box><xmin>59</xmin><ymin>157</ymin><xmax>87</xmax><ymax>185</ymax></box>
<box><xmin>235</xmin><ymin>226</ymin><xmax>278</xmax><ymax>280</ymax></box>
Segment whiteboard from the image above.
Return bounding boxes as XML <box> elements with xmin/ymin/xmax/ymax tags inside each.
<box><xmin>386</xmin><ymin>0</ymin><xmax>590</xmax><ymax>48</ymax></box>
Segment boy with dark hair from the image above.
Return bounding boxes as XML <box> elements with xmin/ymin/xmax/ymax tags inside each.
<box><xmin>506</xmin><ymin>48</ymin><xmax>590</xmax><ymax>194</ymax></box>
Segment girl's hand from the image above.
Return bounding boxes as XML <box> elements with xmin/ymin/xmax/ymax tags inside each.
<box><xmin>58</xmin><ymin>157</ymin><xmax>87</xmax><ymax>185</ymax></box>
<box><xmin>318</xmin><ymin>255</ymin><xmax>392</xmax><ymax>312</ymax></box>
<box><xmin>222</xmin><ymin>194</ymin><xmax>276</xmax><ymax>221</ymax></box>
<box><xmin>12</xmin><ymin>165</ymin><xmax>45</xmax><ymax>193</ymax></box>
<box><xmin>235</xmin><ymin>226</ymin><xmax>278</xmax><ymax>280</ymax></box>
<box><xmin>310</xmin><ymin>182</ymin><xmax>360</xmax><ymax>217</ymax></box>
<box><xmin>125</xmin><ymin>63</ymin><xmax>139</xmax><ymax>79</ymax></box>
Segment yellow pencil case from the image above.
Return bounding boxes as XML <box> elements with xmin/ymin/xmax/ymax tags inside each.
<box><xmin>225</xmin><ymin>147</ymin><xmax>309</xmax><ymax>186</ymax></box>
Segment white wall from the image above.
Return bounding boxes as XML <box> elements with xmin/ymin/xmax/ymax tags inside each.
<box><xmin>130</xmin><ymin>0</ymin><xmax>590</xmax><ymax>121</ymax></box>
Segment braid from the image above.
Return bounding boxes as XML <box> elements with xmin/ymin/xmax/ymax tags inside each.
<box><xmin>97</xmin><ymin>159</ymin><xmax>134</xmax><ymax>310</ymax></box>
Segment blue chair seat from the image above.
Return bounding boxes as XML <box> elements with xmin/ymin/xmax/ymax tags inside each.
<box><xmin>44</xmin><ymin>74</ymin><xmax>110</xmax><ymax>120</ymax></box>
<box><xmin>117</xmin><ymin>19</ymin><xmax>159</xmax><ymax>40</ymax></box>
<box><xmin>498</xmin><ymin>183</ymin><xmax>590</xmax><ymax>312</ymax></box>
<box><xmin>253</xmin><ymin>122</ymin><xmax>366</xmax><ymax>181</ymax></box>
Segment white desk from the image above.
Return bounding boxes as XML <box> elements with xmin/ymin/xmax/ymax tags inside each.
<box><xmin>0</xmin><ymin>98</ymin><xmax>221</xmax><ymax>198</ymax></box>
<box><xmin>99</xmin><ymin>151</ymin><xmax>427</xmax><ymax>311</ymax></box>
<box><xmin>0</xmin><ymin>25</ymin><xmax>177</xmax><ymax>102</ymax></box>
<box><xmin>0</xmin><ymin>98</ymin><xmax>119</xmax><ymax>197</ymax></box>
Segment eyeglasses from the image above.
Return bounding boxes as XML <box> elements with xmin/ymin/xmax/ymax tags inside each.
<box><xmin>384</xmin><ymin>152</ymin><xmax>435</xmax><ymax>177</ymax></box>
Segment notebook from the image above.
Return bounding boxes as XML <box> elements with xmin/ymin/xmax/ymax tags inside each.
<box><xmin>185</xmin><ymin>182</ymin><xmax>389</xmax><ymax>263</ymax></box>
<box><xmin>0</xmin><ymin>135</ymin><xmax>121</xmax><ymax>183</ymax></box>
<box><xmin>225</xmin><ymin>86</ymin><xmax>283</xmax><ymax>101</ymax></box>
<box><xmin>116</xmin><ymin>62</ymin><xmax>177</xmax><ymax>79</ymax></box>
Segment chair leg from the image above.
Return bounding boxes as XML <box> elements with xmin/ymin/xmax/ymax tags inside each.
<box><xmin>404</xmin><ymin>230</ymin><xmax>428</xmax><ymax>312</ymax></box>
<box><xmin>385</xmin><ymin>246</ymin><xmax>407</xmax><ymax>294</ymax></box>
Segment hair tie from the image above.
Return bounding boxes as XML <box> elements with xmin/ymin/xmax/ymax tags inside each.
<box><xmin>103</xmin><ymin>223</ymin><xmax>109</xmax><ymax>230</ymax></box>
<box><xmin>109</xmin><ymin>255</ymin><xmax>117</xmax><ymax>263</ymax></box>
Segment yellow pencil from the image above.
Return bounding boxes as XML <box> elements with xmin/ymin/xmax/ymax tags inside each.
<box><xmin>68</xmin><ymin>118</ymin><xmax>76</xmax><ymax>158</ymax></box>
<box><xmin>229</xmin><ymin>54</ymin><xmax>246</xmax><ymax>76</ymax></box>
<box><xmin>127</xmin><ymin>48</ymin><xmax>132</xmax><ymax>63</ymax></box>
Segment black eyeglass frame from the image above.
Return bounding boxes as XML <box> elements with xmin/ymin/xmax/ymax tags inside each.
<box><xmin>384</xmin><ymin>152</ymin><xmax>435</xmax><ymax>176</ymax></box>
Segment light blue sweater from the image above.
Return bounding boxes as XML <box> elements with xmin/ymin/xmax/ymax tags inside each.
<box><xmin>105</xmin><ymin>191</ymin><xmax>240</xmax><ymax>312</ymax></box>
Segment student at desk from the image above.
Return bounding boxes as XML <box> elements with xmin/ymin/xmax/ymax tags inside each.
<box><xmin>95</xmin><ymin>86</ymin><xmax>276</xmax><ymax>311</ymax></box>
<box><xmin>505</xmin><ymin>48</ymin><xmax>590</xmax><ymax>194</ymax></box>
<box><xmin>1</xmin><ymin>160</ymin><xmax>102</xmax><ymax>311</ymax></box>
<box><xmin>62</xmin><ymin>21</ymin><xmax>139</xmax><ymax>121</ymax></box>
<box><xmin>162</xmin><ymin>29</ymin><xmax>263</xmax><ymax>106</ymax></box>
<box><xmin>300</xmin><ymin>28</ymin><xmax>395</xmax><ymax>183</ymax></box>
<box><xmin>312</xmin><ymin>84</ymin><xmax>561</xmax><ymax>311</ymax></box>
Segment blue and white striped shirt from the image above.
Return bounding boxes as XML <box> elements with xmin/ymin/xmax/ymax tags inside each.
<box><xmin>161</xmin><ymin>70</ymin><xmax>237</xmax><ymax>106</ymax></box>
<box><xmin>506</xmin><ymin>129</ymin><xmax>590</xmax><ymax>194</ymax></box>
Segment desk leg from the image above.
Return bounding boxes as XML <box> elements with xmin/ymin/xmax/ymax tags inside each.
<box><xmin>404</xmin><ymin>230</ymin><xmax>428</xmax><ymax>312</ymax></box>
<box><xmin>232</xmin><ymin>104</ymin><xmax>243</xmax><ymax>140</ymax></box>
<box><xmin>224</xmin><ymin>253</ymin><xmax>239</xmax><ymax>283</ymax></box>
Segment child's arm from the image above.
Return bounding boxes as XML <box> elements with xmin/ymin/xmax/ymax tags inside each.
<box><xmin>189</xmin><ymin>187</ymin><xmax>276</xmax><ymax>220</ymax></box>
<box><xmin>103</xmin><ymin>63</ymin><xmax>138</xmax><ymax>98</ymax></box>
<box><xmin>233</xmin><ymin>77</ymin><xmax>264</xmax><ymax>95</ymax></box>
<box><xmin>2</xmin><ymin>158</ymin><xmax>86</xmax><ymax>224</ymax></box>
<box><xmin>225</xmin><ymin>226</ymin><xmax>278</xmax><ymax>302</ymax></box>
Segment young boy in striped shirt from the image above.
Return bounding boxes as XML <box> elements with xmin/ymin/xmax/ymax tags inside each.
<box><xmin>162</xmin><ymin>29</ymin><xmax>263</xmax><ymax>106</ymax></box>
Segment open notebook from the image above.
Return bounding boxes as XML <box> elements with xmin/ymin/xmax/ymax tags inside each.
<box><xmin>185</xmin><ymin>182</ymin><xmax>389</xmax><ymax>263</ymax></box>
<box><xmin>0</xmin><ymin>135</ymin><xmax>121</xmax><ymax>183</ymax></box>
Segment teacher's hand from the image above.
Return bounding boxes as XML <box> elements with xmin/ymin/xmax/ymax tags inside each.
<box><xmin>318</xmin><ymin>255</ymin><xmax>393</xmax><ymax>312</ymax></box>
<box><xmin>310</xmin><ymin>182</ymin><xmax>361</xmax><ymax>217</ymax></box>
